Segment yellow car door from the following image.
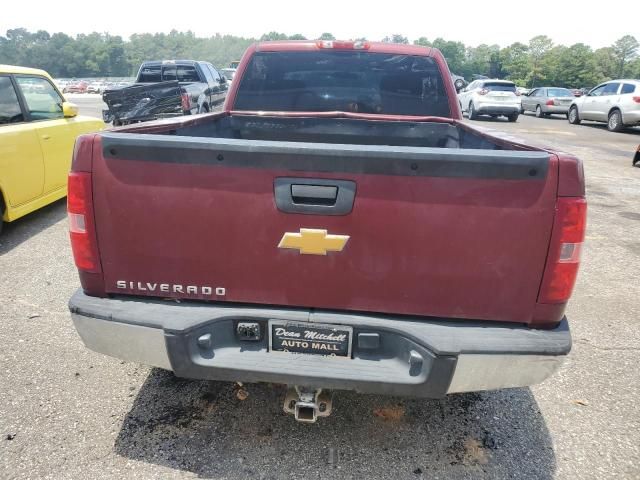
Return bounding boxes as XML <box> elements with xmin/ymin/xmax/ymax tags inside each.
<box><xmin>14</xmin><ymin>75</ymin><xmax>73</xmax><ymax>194</ymax></box>
<box><xmin>0</xmin><ymin>75</ymin><xmax>45</xmax><ymax>209</ymax></box>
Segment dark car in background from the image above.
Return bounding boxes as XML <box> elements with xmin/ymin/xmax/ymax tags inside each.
<box><xmin>102</xmin><ymin>60</ymin><xmax>228</xmax><ymax>125</ymax></box>
<box><xmin>521</xmin><ymin>87</ymin><xmax>575</xmax><ymax>117</ymax></box>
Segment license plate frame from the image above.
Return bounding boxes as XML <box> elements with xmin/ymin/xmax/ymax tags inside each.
<box><xmin>268</xmin><ymin>320</ymin><xmax>353</xmax><ymax>358</ymax></box>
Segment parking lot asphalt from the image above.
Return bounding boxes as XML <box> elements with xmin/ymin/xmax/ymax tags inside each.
<box><xmin>1</xmin><ymin>101</ymin><xmax>639</xmax><ymax>480</ymax></box>
<box><xmin>65</xmin><ymin>94</ymin><xmax>107</xmax><ymax>120</ymax></box>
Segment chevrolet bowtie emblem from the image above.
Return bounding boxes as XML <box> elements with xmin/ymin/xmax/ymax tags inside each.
<box><xmin>278</xmin><ymin>229</ymin><xmax>350</xmax><ymax>255</ymax></box>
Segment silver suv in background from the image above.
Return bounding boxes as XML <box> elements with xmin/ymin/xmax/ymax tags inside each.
<box><xmin>458</xmin><ymin>79</ymin><xmax>521</xmax><ymax>122</ymax></box>
<box><xmin>521</xmin><ymin>87</ymin><xmax>574</xmax><ymax>117</ymax></box>
<box><xmin>568</xmin><ymin>80</ymin><xmax>640</xmax><ymax>132</ymax></box>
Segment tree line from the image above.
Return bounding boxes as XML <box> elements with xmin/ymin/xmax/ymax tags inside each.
<box><xmin>1</xmin><ymin>28</ymin><xmax>638</xmax><ymax>88</ymax></box>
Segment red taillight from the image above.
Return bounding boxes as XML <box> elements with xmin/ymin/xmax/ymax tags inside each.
<box><xmin>68</xmin><ymin>172</ymin><xmax>101</xmax><ymax>273</ymax></box>
<box><xmin>181</xmin><ymin>93</ymin><xmax>190</xmax><ymax>112</ymax></box>
<box><xmin>546</xmin><ymin>99</ymin><xmax>555</xmax><ymax>106</ymax></box>
<box><xmin>538</xmin><ymin>197</ymin><xmax>587</xmax><ymax>303</ymax></box>
<box><xmin>316</xmin><ymin>40</ymin><xmax>369</xmax><ymax>50</ymax></box>
<box><xmin>478</xmin><ymin>88</ymin><xmax>489</xmax><ymax>95</ymax></box>
<box><xmin>632</xmin><ymin>96</ymin><xmax>640</xmax><ymax>103</ymax></box>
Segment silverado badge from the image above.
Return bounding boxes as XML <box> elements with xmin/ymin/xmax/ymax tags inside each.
<box><xmin>278</xmin><ymin>229</ymin><xmax>349</xmax><ymax>255</ymax></box>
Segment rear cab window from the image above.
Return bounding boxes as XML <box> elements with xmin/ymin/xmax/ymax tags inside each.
<box><xmin>483</xmin><ymin>82</ymin><xmax>516</xmax><ymax>93</ymax></box>
<box><xmin>138</xmin><ymin>66</ymin><xmax>161</xmax><ymax>82</ymax></box>
<box><xmin>234</xmin><ymin>51</ymin><xmax>451</xmax><ymax>117</ymax></box>
<box><xmin>15</xmin><ymin>76</ymin><xmax>64</xmax><ymax>121</ymax></box>
<box><xmin>138</xmin><ymin>64</ymin><xmax>201</xmax><ymax>83</ymax></box>
<box><xmin>162</xmin><ymin>65</ymin><xmax>200</xmax><ymax>83</ymax></box>
<box><xmin>0</xmin><ymin>76</ymin><xmax>24</xmax><ymax>124</ymax></box>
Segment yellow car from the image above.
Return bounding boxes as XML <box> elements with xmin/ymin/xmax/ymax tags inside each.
<box><xmin>0</xmin><ymin>65</ymin><xmax>104</xmax><ymax>232</ymax></box>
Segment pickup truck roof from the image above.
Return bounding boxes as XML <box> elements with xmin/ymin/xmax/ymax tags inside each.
<box><xmin>254</xmin><ymin>40</ymin><xmax>433</xmax><ymax>55</ymax></box>
<box><xmin>139</xmin><ymin>60</ymin><xmax>206</xmax><ymax>67</ymax></box>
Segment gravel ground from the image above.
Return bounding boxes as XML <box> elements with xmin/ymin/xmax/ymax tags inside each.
<box><xmin>1</xmin><ymin>105</ymin><xmax>639</xmax><ymax>479</ymax></box>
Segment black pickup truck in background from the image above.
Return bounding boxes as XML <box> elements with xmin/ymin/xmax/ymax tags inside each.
<box><xmin>102</xmin><ymin>60</ymin><xmax>228</xmax><ymax>125</ymax></box>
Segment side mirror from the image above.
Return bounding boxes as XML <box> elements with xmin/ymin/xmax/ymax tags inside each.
<box><xmin>220</xmin><ymin>76</ymin><xmax>227</xmax><ymax>84</ymax></box>
<box><xmin>62</xmin><ymin>101</ymin><xmax>78</xmax><ymax>118</ymax></box>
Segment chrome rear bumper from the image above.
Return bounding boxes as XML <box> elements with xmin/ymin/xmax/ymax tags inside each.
<box><xmin>70</xmin><ymin>290</ymin><xmax>570</xmax><ymax>396</ymax></box>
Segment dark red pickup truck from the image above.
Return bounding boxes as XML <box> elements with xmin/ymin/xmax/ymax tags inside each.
<box><xmin>68</xmin><ymin>40</ymin><xmax>585</xmax><ymax>423</ymax></box>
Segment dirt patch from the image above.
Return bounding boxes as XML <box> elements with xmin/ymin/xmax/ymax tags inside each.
<box><xmin>372</xmin><ymin>404</ymin><xmax>405</xmax><ymax>421</ymax></box>
<box><xmin>463</xmin><ymin>438</ymin><xmax>490</xmax><ymax>465</ymax></box>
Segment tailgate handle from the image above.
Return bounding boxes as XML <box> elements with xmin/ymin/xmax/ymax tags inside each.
<box><xmin>291</xmin><ymin>185</ymin><xmax>338</xmax><ymax>205</ymax></box>
<box><xmin>274</xmin><ymin>178</ymin><xmax>356</xmax><ymax>216</ymax></box>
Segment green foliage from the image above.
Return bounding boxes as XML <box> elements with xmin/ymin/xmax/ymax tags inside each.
<box><xmin>630</xmin><ymin>57</ymin><xmax>640</xmax><ymax>78</ymax></box>
<box><xmin>318</xmin><ymin>33</ymin><xmax>336</xmax><ymax>40</ymax></box>
<box><xmin>500</xmin><ymin>42</ymin><xmax>529</xmax><ymax>85</ymax></box>
<box><xmin>382</xmin><ymin>35</ymin><xmax>409</xmax><ymax>44</ymax></box>
<box><xmin>260</xmin><ymin>32</ymin><xmax>288</xmax><ymax>41</ymax></box>
<box><xmin>527</xmin><ymin>35</ymin><xmax>554</xmax><ymax>87</ymax></box>
<box><xmin>612</xmin><ymin>35</ymin><xmax>639</xmax><ymax>77</ymax></box>
<box><xmin>463</xmin><ymin>44</ymin><xmax>500</xmax><ymax>78</ymax></box>
<box><xmin>431</xmin><ymin>38</ymin><xmax>466</xmax><ymax>74</ymax></box>
<box><xmin>413</xmin><ymin>37</ymin><xmax>431</xmax><ymax>47</ymax></box>
<box><xmin>554</xmin><ymin>44</ymin><xmax>602</xmax><ymax>88</ymax></box>
<box><xmin>0</xmin><ymin>28</ymin><xmax>637</xmax><ymax>88</ymax></box>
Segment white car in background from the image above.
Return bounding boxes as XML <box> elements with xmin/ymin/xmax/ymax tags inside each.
<box><xmin>220</xmin><ymin>68</ymin><xmax>236</xmax><ymax>86</ymax></box>
<box><xmin>568</xmin><ymin>79</ymin><xmax>640</xmax><ymax>132</ymax></box>
<box><xmin>87</xmin><ymin>82</ymin><xmax>107</xmax><ymax>94</ymax></box>
<box><xmin>458</xmin><ymin>79</ymin><xmax>521</xmax><ymax>122</ymax></box>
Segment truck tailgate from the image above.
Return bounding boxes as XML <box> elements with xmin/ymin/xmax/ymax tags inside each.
<box><xmin>102</xmin><ymin>81</ymin><xmax>182</xmax><ymax>123</ymax></box>
<box><xmin>91</xmin><ymin>133</ymin><xmax>557</xmax><ymax>324</ymax></box>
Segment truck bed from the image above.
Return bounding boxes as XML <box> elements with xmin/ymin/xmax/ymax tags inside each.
<box><xmin>159</xmin><ymin>114</ymin><xmax>504</xmax><ymax>149</ymax></box>
<box><xmin>87</xmin><ymin>112</ymin><xmax>559</xmax><ymax>325</ymax></box>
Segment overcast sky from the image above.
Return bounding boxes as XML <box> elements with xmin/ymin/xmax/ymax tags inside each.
<box><xmin>2</xmin><ymin>0</ymin><xmax>636</xmax><ymax>49</ymax></box>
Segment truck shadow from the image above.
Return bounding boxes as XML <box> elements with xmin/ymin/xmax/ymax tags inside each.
<box><xmin>114</xmin><ymin>369</ymin><xmax>555</xmax><ymax>479</ymax></box>
<box><xmin>0</xmin><ymin>199</ymin><xmax>67</xmax><ymax>256</ymax></box>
